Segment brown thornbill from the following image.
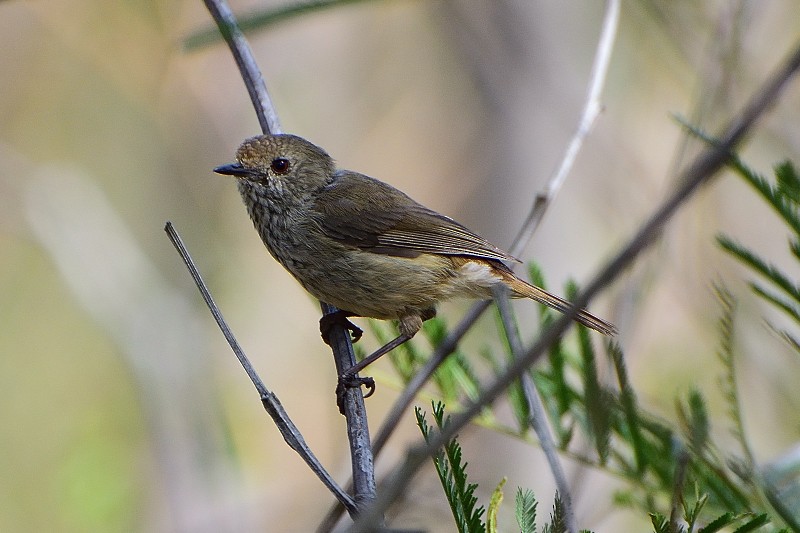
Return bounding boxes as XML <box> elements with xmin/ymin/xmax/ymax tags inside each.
<box><xmin>215</xmin><ymin>134</ymin><xmax>615</xmax><ymax>408</ymax></box>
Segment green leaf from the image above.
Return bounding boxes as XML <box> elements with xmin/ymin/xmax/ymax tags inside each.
<box><xmin>610</xmin><ymin>343</ymin><xmax>647</xmax><ymax>474</ymax></box>
<box><xmin>683</xmin><ymin>489</ymin><xmax>708</xmax><ymax>531</ymax></box>
<box><xmin>717</xmin><ymin>235</ymin><xmax>800</xmax><ymax>310</ymax></box>
<box><xmin>415</xmin><ymin>406</ymin><xmax>431</xmax><ymax>441</ymax></box>
<box><xmin>515</xmin><ymin>488</ymin><xmax>537</xmax><ymax>533</ymax></box>
<box><xmin>697</xmin><ymin>512</ymin><xmax>735</xmax><ymax>533</ymax></box>
<box><xmin>542</xmin><ymin>493</ymin><xmax>568</xmax><ymax>533</ymax></box>
<box><xmin>649</xmin><ymin>512</ymin><xmax>670</xmax><ymax>533</ymax></box>
<box><xmin>434</xmin><ymin>345</ymin><xmax>483</xmax><ymax>405</ymax></box>
<box><xmin>712</xmin><ymin>285</ymin><xmax>756</xmax><ymax>473</ymax></box>
<box><xmin>577</xmin><ymin>314</ymin><xmax>611</xmax><ymax>463</ymax></box>
<box><xmin>678</xmin><ymin>389</ymin><xmax>709</xmax><ymax>453</ymax></box>
<box><xmin>775</xmin><ymin>160</ymin><xmax>800</xmax><ymax>204</ymax></box>
<box><xmin>420</xmin><ymin>401</ymin><xmax>486</xmax><ymax>533</ymax></box>
<box><xmin>749</xmin><ymin>283</ymin><xmax>800</xmax><ymax>324</ymax></box>
<box><xmin>732</xmin><ymin>513</ymin><xmax>769</xmax><ymax>533</ymax></box>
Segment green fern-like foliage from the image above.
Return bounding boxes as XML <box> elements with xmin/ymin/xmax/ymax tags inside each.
<box><xmin>408</xmin><ymin>286</ymin><xmax>796</xmax><ymax>530</ymax></box>
<box><xmin>541</xmin><ymin>493</ymin><xmax>568</xmax><ymax>533</ymax></box>
<box><xmin>717</xmin><ymin>159</ymin><xmax>800</xmax><ymax>342</ymax></box>
<box><xmin>416</xmin><ymin>402</ymin><xmax>593</xmax><ymax>533</ymax></box>
<box><xmin>408</xmin><ymin>277</ymin><xmax>783</xmax><ymax>529</ymax></box>
<box><xmin>515</xmin><ymin>488</ymin><xmax>538</xmax><ymax>533</ymax></box>
<box><xmin>416</xmin><ymin>401</ymin><xmax>486</xmax><ymax>533</ymax></box>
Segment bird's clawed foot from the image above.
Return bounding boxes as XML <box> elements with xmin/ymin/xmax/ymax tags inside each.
<box><xmin>320</xmin><ymin>310</ymin><xmax>363</xmax><ymax>345</ymax></box>
<box><xmin>336</xmin><ymin>371</ymin><xmax>376</xmax><ymax>414</ymax></box>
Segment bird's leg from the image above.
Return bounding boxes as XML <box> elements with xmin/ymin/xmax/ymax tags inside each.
<box><xmin>319</xmin><ymin>309</ymin><xmax>363</xmax><ymax>345</ymax></box>
<box><xmin>336</xmin><ymin>309</ymin><xmax>435</xmax><ymax>413</ymax></box>
<box><xmin>336</xmin><ymin>333</ymin><xmax>411</xmax><ymax>413</ymax></box>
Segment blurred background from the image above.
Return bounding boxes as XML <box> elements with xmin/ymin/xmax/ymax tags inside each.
<box><xmin>1</xmin><ymin>1</ymin><xmax>799</xmax><ymax>531</ymax></box>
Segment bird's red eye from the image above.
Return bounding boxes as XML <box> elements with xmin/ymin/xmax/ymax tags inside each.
<box><xmin>270</xmin><ymin>158</ymin><xmax>290</xmax><ymax>174</ymax></box>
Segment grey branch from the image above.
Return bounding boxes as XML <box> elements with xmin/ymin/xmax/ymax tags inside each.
<box><xmin>509</xmin><ymin>0</ymin><xmax>620</xmax><ymax>256</ymax></box>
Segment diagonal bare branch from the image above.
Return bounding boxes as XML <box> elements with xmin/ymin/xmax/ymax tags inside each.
<box><xmin>165</xmin><ymin>222</ymin><xmax>357</xmax><ymax>515</ymax></box>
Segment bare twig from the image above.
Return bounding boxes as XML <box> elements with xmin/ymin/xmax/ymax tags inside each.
<box><xmin>347</xmin><ymin>39</ymin><xmax>800</xmax><ymax>533</ymax></box>
<box><xmin>509</xmin><ymin>0</ymin><xmax>620</xmax><ymax>256</ymax></box>
<box><xmin>494</xmin><ymin>286</ymin><xmax>577</xmax><ymax>533</ymax></box>
<box><xmin>165</xmin><ymin>222</ymin><xmax>357</xmax><ymax>515</ymax></box>
<box><xmin>203</xmin><ymin>0</ymin><xmax>280</xmax><ymax>134</ymax></box>
<box><xmin>201</xmin><ymin>0</ymin><xmax>377</xmax><ymax>510</ymax></box>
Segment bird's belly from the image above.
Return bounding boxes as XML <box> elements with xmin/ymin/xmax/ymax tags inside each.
<box><xmin>279</xmin><ymin>244</ymin><xmax>503</xmax><ymax>319</ymax></box>
<box><xmin>279</xmin><ymin>246</ymin><xmax>460</xmax><ymax>317</ymax></box>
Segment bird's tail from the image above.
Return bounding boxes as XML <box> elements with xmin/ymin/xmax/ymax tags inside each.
<box><xmin>501</xmin><ymin>273</ymin><xmax>617</xmax><ymax>336</ymax></box>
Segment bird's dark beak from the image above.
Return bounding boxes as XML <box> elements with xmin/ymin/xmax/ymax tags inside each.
<box><xmin>214</xmin><ymin>162</ymin><xmax>251</xmax><ymax>177</ymax></box>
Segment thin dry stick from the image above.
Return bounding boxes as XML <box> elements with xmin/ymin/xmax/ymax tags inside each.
<box><xmin>165</xmin><ymin>222</ymin><xmax>357</xmax><ymax>515</ymax></box>
<box><xmin>347</xmin><ymin>39</ymin><xmax>800</xmax><ymax>533</ymax></box>
<box><xmin>318</xmin><ymin>3</ymin><xmax>620</xmax><ymax>527</ymax></box>
<box><xmin>494</xmin><ymin>286</ymin><xmax>578</xmax><ymax>533</ymax></box>
<box><xmin>509</xmin><ymin>0</ymin><xmax>620</xmax><ymax>255</ymax></box>
<box><xmin>203</xmin><ymin>0</ymin><xmax>280</xmax><ymax>134</ymax></box>
<box><xmin>202</xmin><ymin>0</ymin><xmax>377</xmax><ymax>511</ymax></box>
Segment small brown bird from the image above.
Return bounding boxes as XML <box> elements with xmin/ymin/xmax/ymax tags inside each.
<box><xmin>215</xmin><ymin>134</ymin><xmax>615</xmax><ymax>401</ymax></box>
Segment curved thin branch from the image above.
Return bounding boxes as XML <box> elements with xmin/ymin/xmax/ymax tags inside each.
<box><xmin>203</xmin><ymin>0</ymin><xmax>281</xmax><ymax>134</ymax></box>
<box><xmin>509</xmin><ymin>0</ymin><xmax>620</xmax><ymax>256</ymax></box>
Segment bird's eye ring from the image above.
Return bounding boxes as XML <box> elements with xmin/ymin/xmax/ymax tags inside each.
<box><xmin>270</xmin><ymin>158</ymin><xmax>291</xmax><ymax>174</ymax></box>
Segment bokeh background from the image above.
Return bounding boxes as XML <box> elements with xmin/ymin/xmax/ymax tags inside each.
<box><xmin>2</xmin><ymin>1</ymin><xmax>799</xmax><ymax>531</ymax></box>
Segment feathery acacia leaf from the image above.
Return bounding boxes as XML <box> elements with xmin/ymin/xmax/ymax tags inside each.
<box><xmin>515</xmin><ymin>488</ymin><xmax>538</xmax><ymax>533</ymax></box>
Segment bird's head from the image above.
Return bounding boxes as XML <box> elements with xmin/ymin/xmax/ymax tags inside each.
<box><xmin>215</xmin><ymin>134</ymin><xmax>336</xmax><ymax>201</ymax></box>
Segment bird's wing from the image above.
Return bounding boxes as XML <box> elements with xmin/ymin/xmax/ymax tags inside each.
<box><xmin>313</xmin><ymin>171</ymin><xmax>519</xmax><ymax>263</ymax></box>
